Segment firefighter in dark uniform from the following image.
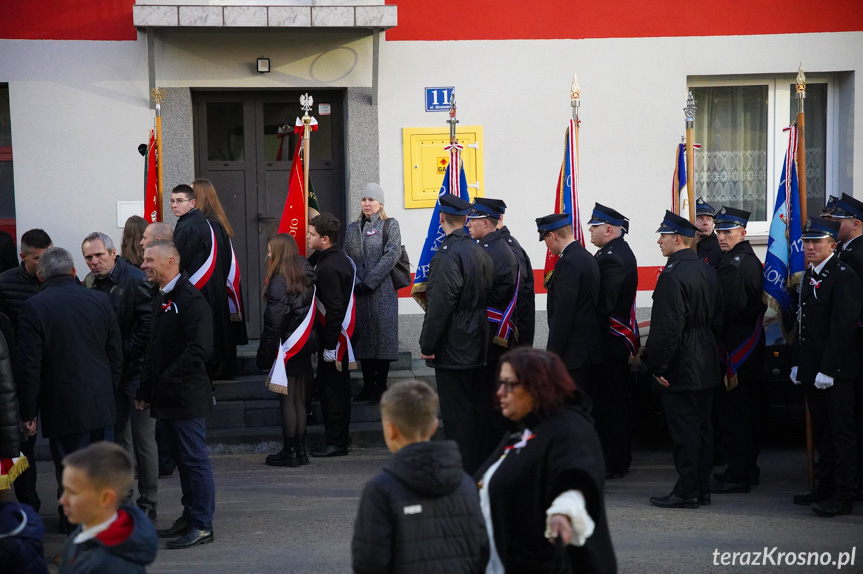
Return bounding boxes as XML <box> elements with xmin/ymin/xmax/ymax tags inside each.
<box><xmin>419</xmin><ymin>194</ymin><xmax>494</xmax><ymax>474</ymax></box>
<box><xmin>586</xmin><ymin>203</ymin><xmax>638</xmax><ymax>479</ymax></box>
<box><xmin>646</xmin><ymin>211</ymin><xmax>722</xmax><ymax>509</ymax></box>
<box><xmin>536</xmin><ymin>213</ymin><xmax>601</xmax><ymax>391</ymax></box>
<box><xmin>791</xmin><ymin>217</ymin><xmax>861</xmax><ymax>517</ymax></box>
<box><xmin>467</xmin><ymin>197</ymin><xmax>518</xmax><ymax>456</ymax></box>
<box><xmin>822</xmin><ymin>193</ymin><xmax>863</xmax><ymax>503</ymax></box>
<box><xmin>710</xmin><ymin>207</ymin><xmax>767</xmax><ymax>494</ymax></box>
<box><xmin>694</xmin><ymin>197</ymin><xmax>722</xmax><ymax>267</ymax></box>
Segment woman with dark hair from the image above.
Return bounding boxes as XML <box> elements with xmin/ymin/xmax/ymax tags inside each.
<box><xmin>344</xmin><ymin>183</ymin><xmax>402</xmax><ymax>403</ymax></box>
<box><xmin>121</xmin><ymin>215</ymin><xmax>147</xmax><ymax>268</ymax></box>
<box><xmin>256</xmin><ymin>234</ymin><xmax>317</xmax><ymax>467</ymax></box>
<box><xmin>476</xmin><ymin>347</ymin><xmax>617</xmax><ymax>574</ymax></box>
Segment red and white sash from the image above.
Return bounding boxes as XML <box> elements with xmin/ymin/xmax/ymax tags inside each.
<box><xmin>226</xmin><ymin>238</ymin><xmax>242</xmax><ymax>319</ymax></box>
<box><xmin>266</xmin><ymin>287</ymin><xmax>317</xmax><ymax>394</ymax></box>
<box><xmin>190</xmin><ymin>221</ymin><xmax>218</xmax><ymax>290</ymax></box>
<box><xmin>315</xmin><ymin>257</ymin><xmax>357</xmax><ymax>372</ymax></box>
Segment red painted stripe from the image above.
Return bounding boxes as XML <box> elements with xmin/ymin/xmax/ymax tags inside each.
<box><xmin>397</xmin><ymin>265</ymin><xmax>663</xmax><ymax>298</ymax></box>
<box><xmin>385</xmin><ymin>0</ymin><xmax>863</xmax><ymax>41</ymax></box>
<box><xmin>0</xmin><ymin>1</ymin><xmax>137</xmax><ymax>41</ymax></box>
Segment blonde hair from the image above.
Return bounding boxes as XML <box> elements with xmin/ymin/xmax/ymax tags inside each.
<box><xmin>380</xmin><ymin>380</ymin><xmax>439</xmax><ymax>441</ymax></box>
<box><xmin>192</xmin><ymin>178</ymin><xmax>234</xmax><ymax>237</ymax></box>
<box><xmin>357</xmin><ymin>205</ymin><xmax>389</xmax><ymax>223</ymax></box>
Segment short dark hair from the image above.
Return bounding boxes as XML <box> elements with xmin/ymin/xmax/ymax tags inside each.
<box><xmin>442</xmin><ymin>213</ymin><xmax>467</xmax><ymax>227</ymax></box>
<box><xmin>21</xmin><ymin>228</ymin><xmax>52</xmax><ymax>251</ymax></box>
<box><xmin>63</xmin><ymin>441</ymin><xmax>134</xmax><ymax>498</ymax></box>
<box><xmin>171</xmin><ymin>184</ymin><xmax>195</xmax><ymax>200</ymax></box>
<box><xmin>310</xmin><ymin>213</ymin><xmax>341</xmax><ymax>244</ymax></box>
<box><xmin>380</xmin><ymin>380</ymin><xmax>439</xmax><ymax>441</ymax></box>
<box><xmin>498</xmin><ymin>347</ymin><xmax>575</xmax><ymax>419</ymax></box>
<box><xmin>145</xmin><ymin>239</ymin><xmax>180</xmax><ymax>260</ymax></box>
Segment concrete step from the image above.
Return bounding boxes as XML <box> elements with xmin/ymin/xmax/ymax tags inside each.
<box><xmin>207</xmin><ymin>398</ymin><xmax>395</xmax><ymax>430</ymax></box>
<box><xmin>235</xmin><ymin>342</ymin><xmax>414</xmax><ymax>376</ymax></box>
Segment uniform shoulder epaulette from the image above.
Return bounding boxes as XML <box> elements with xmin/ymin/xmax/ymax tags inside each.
<box><xmin>728</xmin><ymin>252</ymin><xmax>747</xmax><ymax>268</ymax></box>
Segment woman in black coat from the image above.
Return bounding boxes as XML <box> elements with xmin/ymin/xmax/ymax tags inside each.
<box><xmin>257</xmin><ymin>234</ymin><xmax>317</xmax><ymax>467</ymax></box>
<box><xmin>476</xmin><ymin>348</ymin><xmax>617</xmax><ymax>574</ymax></box>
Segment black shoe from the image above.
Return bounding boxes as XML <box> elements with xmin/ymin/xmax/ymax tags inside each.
<box><xmin>309</xmin><ymin>444</ymin><xmax>348</xmax><ymax>458</ymax></box>
<box><xmin>649</xmin><ymin>493</ymin><xmax>700</xmax><ymax>509</ymax></box>
<box><xmin>709</xmin><ymin>479</ymin><xmax>751</xmax><ymax>494</ymax></box>
<box><xmin>296</xmin><ymin>435</ymin><xmax>309</xmax><ymax>466</ymax></box>
<box><xmin>353</xmin><ymin>387</ymin><xmax>374</xmax><ymax>403</ymax></box>
<box><xmin>266</xmin><ymin>447</ymin><xmax>300</xmax><ymax>467</ymax></box>
<box><xmin>140</xmin><ymin>506</ymin><xmax>157</xmax><ymax>522</ymax></box>
<box><xmin>157</xmin><ymin>516</ymin><xmax>192</xmax><ymax>539</ymax></box>
<box><xmin>793</xmin><ymin>489</ymin><xmax>834</xmax><ymax>506</ymax></box>
<box><xmin>811</xmin><ymin>497</ymin><xmax>853</xmax><ymax>517</ymax></box>
<box><xmin>699</xmin><ymin>493</ymin><xmax>711</xmax><ymax>506</ymax></box>
<box><xmin>166</xmin><ymin>528</ymin><xmax>214</xmax><ymax>549</ymax></box>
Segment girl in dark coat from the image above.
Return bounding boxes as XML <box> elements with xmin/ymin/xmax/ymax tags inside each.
<box><xmin>256</xmin><ymin>234</ymin><xmax>317</xmax><ymax>467</ymax></box>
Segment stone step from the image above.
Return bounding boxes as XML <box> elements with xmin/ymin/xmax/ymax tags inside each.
<box><xmin>235</xmin><ymin>343</ymin><xmax>414</xmax><ymax>376</ymax></box>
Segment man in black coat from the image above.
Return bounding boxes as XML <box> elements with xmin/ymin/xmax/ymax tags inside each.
<box><xmin>645</xmin><ymin>211</ymin><xmax>721</xmax><ymax>509</ymax></box>
<box><xmin>694</xmin><ymin>197</ymin><xmax>722</xmax><ymax>267</ymax></box>
<box><xmin>0</xmin><ymin>228</ymin><xmax>51</xmax><ymax>511</ymax></box>
<box><xmin>17</xmin><ymin>247</ymin><xmax>122</xmax><ymax>530</ymax></box>
<box><xmin>537</xmin><ymin>213</ymin><xmax>601</xmax><ymax>390</ymax></box>
<box><xmin>171</xmin><ymin>185</ymin><xmax>232</xmax><ymax>378</ymax></box>
<box><xmin>82</xmin><ymin>231</ymin><xmax>158</xmax><ymax>520</ymax></box>
<box><xmin>420</xmin><ymin>194</ymin><xmax>494</xmax><ymax>474</ymax></box>
<box><xmin>307</xmin><ymin>213</ymin><xmax>355</xmax><ymax>458</ymax></box>
<box><xmin>710</xmin><ymin>207</ymin><xmax>766</xmax><ymax>494</ymax></box>
<box><xmin>137</xmin><ymin>240</ymin><xmax>215</xmax><ymax>548</ymax></box>
<box><xmin>587</xmin><ymin>203</ymin><xmax>638</xmax><ymax>478</ymax></box>
<box><xmin>790</xmin><ymin>218</ymin><xmax>862</xmax><ymax>517</ymax></box>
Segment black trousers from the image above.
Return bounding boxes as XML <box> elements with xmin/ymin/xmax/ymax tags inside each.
<box><xmin>359</xmin><ymin>359</ymin><xmax>390</xmax><ymax>391</ymax></box>
<box><xmin>805</xmin><ymin>378</ymin><xmax>858</xmax><ymax>498</ymax></box>
<box><xmin>660</xmin><ymin>388</ymin><xmax>714</xmax><ymax>499</ymax></box>
<box><xmin>479</xmin><ymin>359</ymin><xmax>510</xmax><ymax>461</ymax></box>
<box><xmin>13</xmin><ymin>432</ymin><xmax>40</xmax><ymax>511</ymax></box>
<box><xmin>436</xmin><ymin>367</ymin><xmax>492</xmax><ymax>475</ymax></box>
<box><xmin>714</xmin><ymin>372</ymin><xmax>764</xmax><ymax>484</ymax></box>
<box><xmin>316</xmin><ymin>357</ymin><xmax>352</xmax><ymax>449</ymax></box>
<box><xmin>591</xmin><ymin>357</ymin><xmax>632</xmax><ymax>475</ymax></box>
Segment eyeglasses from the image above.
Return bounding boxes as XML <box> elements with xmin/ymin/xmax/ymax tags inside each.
<box><xmin>170</xmin><ymin>198</ymin><xmax>190</xmax><ymax>205</ymax></box>
<box><xmin>496</xmin><ymin>378</ymin><xmax>520</xmax><ymax>393</ymax></box>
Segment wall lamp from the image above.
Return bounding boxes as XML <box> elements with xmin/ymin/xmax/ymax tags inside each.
<box><xmin>256</xmin><ymin>57</ymin><xmax>271</xmax><ymax>74</ymax></box>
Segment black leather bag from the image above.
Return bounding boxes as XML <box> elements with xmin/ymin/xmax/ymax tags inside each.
<box><xmin>383</xmin><ymin>218</ymin><xmax>411</xmax><ymax>290</ymax></box>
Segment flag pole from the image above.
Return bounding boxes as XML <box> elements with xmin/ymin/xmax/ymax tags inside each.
<box><xmin>684</xmin><ymin>91</ymin><xmax>698</xmax><ymax>251</ymax></box>
<box><xmin>447</xmin><ymin>90</ymin><xmax>458</xmax><ymax>146</ymax></box>
<box><xmin>300</xmin><ymin>93</ymin><xmax>313</xmax><ymax>241</ymax></box>
<box><xmin>151</xmin><ymin>88</ymin><xmax>166</xmax><ymax>221</ymax></box>
<box><xmin>571</xmin><ymin>74</ymin><xmax>580</xmax><ymax>176</ymax></box>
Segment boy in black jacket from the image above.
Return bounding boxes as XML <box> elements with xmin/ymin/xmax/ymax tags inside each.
<box><xmin>351</xmin><ymin>381</ymin><xmax>488</xmax><ymax>574</ymax></box>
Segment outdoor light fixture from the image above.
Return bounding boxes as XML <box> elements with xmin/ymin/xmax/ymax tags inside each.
<box><xmin>256</xmin><ymin>57</ymin><xmax>270</xmax><ymax>73</ymax></box>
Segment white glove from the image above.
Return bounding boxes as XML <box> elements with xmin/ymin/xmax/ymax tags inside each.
<box><xmin>323</xmin><ymin>349</ymin><xmax>337</xmax><ymax>363</ymax></box>
<box><xmin>814</xmin><ymin>372</ymin><xmax>834</xmax><ymax>390</ymax></box>
<box><xmin>789</xmin><ymin>366</ymin><xmax>800</xmax><ymax>385</ymax></box>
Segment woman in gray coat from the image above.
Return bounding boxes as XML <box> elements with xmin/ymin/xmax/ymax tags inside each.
<box><xmin>344</xmin><ymin>183</ymin><xmax>401</xmax><ymax>403</ymax></box>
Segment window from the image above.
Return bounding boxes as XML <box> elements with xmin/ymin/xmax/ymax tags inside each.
<box><xmin>689</xmin><ymin>76</ymin><xmax>834</xmax><ymax>235</ymax></box>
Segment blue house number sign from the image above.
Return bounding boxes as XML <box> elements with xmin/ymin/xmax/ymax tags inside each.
<box><xmin>425</xmin><ymin>87</ymin><xmax>454</xmax><ymax>112</ymax></box>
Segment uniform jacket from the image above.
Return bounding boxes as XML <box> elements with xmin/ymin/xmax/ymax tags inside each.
<box><xmin>351</xmin><ymin>440</ymin><xmax>489</xmax><ymax>574</ymax></box>
<box><xmin>838</xmin><ymin>235</ymin><xmax>863</xmax><ymax>277</ymax></box>
<box><xmin>256</xmin><ymin>257</ymin><xmax>317</xmax><ymax>376</ymax></box>
<box><xmin>478</xmin><ymin>228</ymin><xmax>518</xmax><ymax>358</ymax></box>
<box><xmin>84</xmin><ymin>257</ymin><xmax>154</xmax><ymax>386</ymax></box>
<box><xmin>0</xmin><ymin>328</ymin><xmax>19</xmax><ymax>458</ymax></box>
<box><xmin>60</xmin><ymin>505</ymin><xmax>158</xmax><ymax>574</ymax></box>
<box><xmin>645</xmin><ymin>248</ymin><xmax>722</xmax><ymax>393</ymax></box>
<box><xmin>308</xmin><ymin>247</ymin><xmax>355</xmax><ymax>352</ymax></box>
<box><xmin>0</xmin><ymin>501</ymin><xmax>48</xmax><ymax>574</ymax></box>
<box><xmin>138</xmin><ymin>272</ymin><xmax>213</xmax><ymax>420</ymax></box>
<box><xmin>419</xmin><ymin>228</ymin><xmax>494</xmax><ymax>370</ymax></box>
<box><xmin>546</xmin><ymin>241</ymin><xmax>602</xmax><ymax>370</ymax></box>
<box><xmin>594</xmin><ymin>235</ymin><xmax>638</xmax><ymax>360</ymax></box>
<box><xmin>500</xmin><ymin>226</ymin><xmax>535</xmax><ymax>347</ymax></box>
<box><xmin>344</xmin><ymin>213</ymin><xmax>400</xmax><ymax>361</ymax></box>
<box><xmin>795</xmin><ymin>254</ymin><xmax>863</xmax><ymax>382</ymax></box>
<box><xmin>0</xmin><ymin>262</ymin><xmax>41</xmax><ymax>333</ymax></box>
<box><xmin>18</xmin><ymin>275</ymin><xmax>122</xmax><ymax>438</ymax></box>
<box><xmin>476</xmin><ymin>405</ymin><xmax>617</xmax><ymax>574</ymax></box>
<box><xmin>696</xmin><ymin>232</ymin><xmax>722</xmax><ymax>268</ymax></box>
<box><xmin>716</xmin><ymin>241</ymin><xmax>765</xmax><ymax>380</ymax></box>
<box><xmin>174</xmin><ymin>209</ymin><xmax>232</xmax><ymax>357</ymax></box>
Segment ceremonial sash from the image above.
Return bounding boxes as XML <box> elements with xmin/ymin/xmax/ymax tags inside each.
<box><xmin>609</xmin><ymin>300</ymin><xmax>640</xmax><ymax>357</ymax></box>
<box><xmin>721</xmin><ymin>314</ymin><xmax>764</xmax><ymax>390</ymax></box>
<box><xmin>226</xmin><ymin>238</ymin><xmax>243</xmax><ymax>320</ymax></box>
<box><xmin>0</xmin><ymin>454</ymin><xmax>29</xmax><ymax>490</ymax></box>
<box><xmin>189</xmin><ymin>221</ymin><xmax>218</xmax><ymax>290</ymax></box>
<box><xmin>487</xmin><ymin>270</ymin><xmax>520</xmax><ymax>347</ymax></box>
<box><xmin>315</xmin><ymin>257</ymin><xmax>357</xmax><ymax>372</ymax></box>
<box><xmin>266</xmin><ymin>288</ymin><xmax>317</xmax><ymax>395</ymax></box>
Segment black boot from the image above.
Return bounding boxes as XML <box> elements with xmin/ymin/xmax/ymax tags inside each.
<box><xmin>266</xmin><ymin>443</ymin><xmax>300</xmax><ymax>467</ymax></box>
<box><xmin>296</xmin><ymin>433</ymin><xmax>309</xmax><ymax>465</ymax></box>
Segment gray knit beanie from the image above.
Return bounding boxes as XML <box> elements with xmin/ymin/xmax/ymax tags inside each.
<box><xmin>362</xmin><ymin>182</ymin><xmax>385</xmax><ymax>205</ymax></box>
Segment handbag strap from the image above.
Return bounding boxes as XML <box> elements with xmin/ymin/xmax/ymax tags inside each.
<box><xmin>382</xmin><ymin>217</ymin><xmax>391</xmax><ymax>246</ymax></box>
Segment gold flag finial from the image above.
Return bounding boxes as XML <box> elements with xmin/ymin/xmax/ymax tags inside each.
<box><xmin>796</xmin><ymin>63</ymin><xmax>807</xmax><ymax>95</ymax></box>
<box><xmin>151</xmin><ymin>88</ymin><xmax>166</xmax><ymax>107</ymax></box>
<box><xmin>570</xmin><ymin>73</ymin><xmax>581</xmax><ymax>105</ymax></box>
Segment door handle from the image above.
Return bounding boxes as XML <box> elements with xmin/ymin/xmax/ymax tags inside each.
<box><xmin>257</xmin><ymin>213</ymin><xmax>277</xmax><ymax>222</ymax></box>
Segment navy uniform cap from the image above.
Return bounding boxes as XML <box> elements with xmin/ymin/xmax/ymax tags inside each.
<box><xmin>714</xmin><ymin>206</ymin><xmax>751</xmax><ymax>230</ymax></box>
<box><xmin>535</xmin><ymin>213</ymin><xmax>571</xmax><ymax>240</ymax></box>
<box><xmin>802</xmin><ymin>217</ymin><xmax>840</xmax><ymax>240</ymax></box>
<box><xmin>439</xmin><ymin>194</ymin><xmax>471</xmax><ymax>215</ymax></box>
<box><xmin>469</xmin><ymin>197</ymin><xmax>505</xmax><ymax>220</ymax></box>
<box><xmin>656</xmin><ymin>210</ymin><xmax>697</xmax><ymax>237</ymax></box>
<box><xmin>476</xmin><ymin>197</ymin><xmax>507</xmax><ymax>214</ymax></box>
<box><xmin>695</xmin><ymin>197</ymin><xmax>716</xmax><ymax>217</ymax></box>
<box><xmin>820</xmin><ymin>195</ymin><xmax>838</xmax><ymax>217</ymax></box>
<box><xmin>830</xmin><ymin>193</ymin><xmax>863</xmax><ymax>221</ymax></box>
<box><xmin>587</xmin><ymin>202</ymin><xmax>629</xmax><ymax>233</ymax></box>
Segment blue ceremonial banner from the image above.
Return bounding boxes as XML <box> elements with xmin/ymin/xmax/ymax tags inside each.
<box><xmin>763</xmin><ymin>125</ymin><xmax>805</xmax><ymax>339</ymax></box>
<box><xmin>410</xmin><ymin>142</ymin><xmax>470</xmax><ymax>308</ymax></box>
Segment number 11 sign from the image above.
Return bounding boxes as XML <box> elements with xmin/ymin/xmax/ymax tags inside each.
<box><xmin>425</xmin><ymin>87</ymin><xmax>454</xmax><ymax>112</ymax></box>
